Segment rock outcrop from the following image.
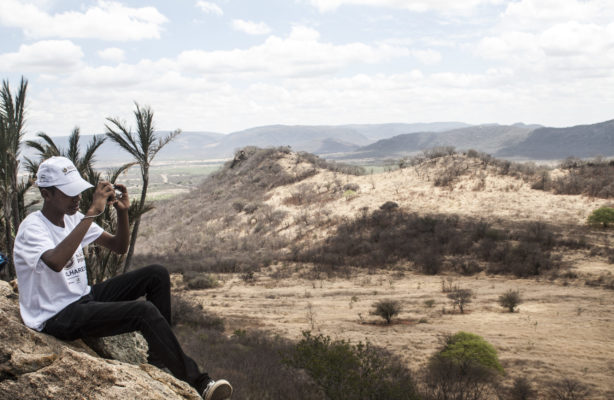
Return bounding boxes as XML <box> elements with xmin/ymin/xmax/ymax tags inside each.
<box><xmin>0</xmin><ymin>280</ymin><xmax>200</xmax><ymax>400</ymax></box>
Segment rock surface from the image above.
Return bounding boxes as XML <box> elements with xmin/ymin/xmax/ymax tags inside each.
<box><xmin>0</xmin><ymin>280</ymin><xmax>200</xmax><ymax>400</ymax></box>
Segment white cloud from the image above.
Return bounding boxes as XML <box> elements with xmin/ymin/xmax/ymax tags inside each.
<box><xmin>177</xmin><ymin>26</ymin><xmax>408</xmax><ymax>77</ymax></box>
<box><xmin>0</xmin><ymin>0</ymin><xmax>167</xmax><ymax>40</ymax></box>
<box><xmin>231</xmin><ymin>19</ymin><xmax>272</xmax><ymax>35</ymax></box>
<box><xmin>0</xmin><ymin>40</ymin><xmax>83</xmax><ymax>74</ymax></box>
<box><xmin>195</xmin><ymin>1</ymin><xmax>223</xmax><ymax>16</ymax></box>
<box><xmin>307</xmin><ymin>0</ymin><xmax>503</xmax><ymax>13</ymax></box>
<box><xmin>98</xmin><ymin>47</ymin><xmax>125</xmax><ymax>63</ymax></box>
<box><xmin>476</xmin><ymin>0</ymin><xmax>614</xmax><ymax>79</ymax></box>
<box><xmin>501</xmin><ymin>0</ymin><xmax>614</xmax><ymax>30</ymax></box>
<box><xmin>412</xmin><ymin>49</ymin><xmax>442</xmax><ymax>65</ymax></box>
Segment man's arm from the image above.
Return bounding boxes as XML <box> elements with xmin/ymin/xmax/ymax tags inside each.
<box><xmin>93</xmin><ymin>183</ymin><xmax>130</xmax><ymax>254</ymax></box>
<box><xmin>41</xmin><ymin>182</ymin><xmax>113</xmax><ymax>272</ymax></box>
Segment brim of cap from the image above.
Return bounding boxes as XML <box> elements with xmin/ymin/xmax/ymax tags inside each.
<box><xmin>56</xmin><ymin>177</ymin><xmax>94</xmax><ymax>197</ymax></box>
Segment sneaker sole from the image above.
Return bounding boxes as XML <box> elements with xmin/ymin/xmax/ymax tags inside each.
<box><xmin>204</xmin><ymin>380</ymin><xmax>233</xmax><ymax>400</ymax></box>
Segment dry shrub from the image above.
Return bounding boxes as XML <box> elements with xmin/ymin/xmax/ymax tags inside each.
<box><xmin>173</xmin><ymin>297</ymin><xmax>323</xmax><ymax>399</ymax></box>
<box><xmin>171</xmin><ymin>294</ymin><xmax>224</xmax><ymax>331</ymax></box>
<box><xmin>546</xmin><ymin>378</ymin><xmax>590</xmax><ymax>400</ymax></box>
<box><xmin>287</xmin><ymin>331</ymin><xmax>420</xmax><ymax>400</ymax></box>
<box><xmin>371</xmin><ymin>299</ymin><xmax>402</xmax><ymax>324</ymax></box>
<box><xmin>183</xmin><ymin>272</ymin><xmax>219</xmax><ymax>290</ymax></box>
<box><xmin>294</xmin><ymin>209</ymin><xmax>570</xmax><ymax>278</ymax></box>
<box><xmin>498</xmin><ymin>289</ymin><xmax>522</xmax><ymax>312</ymax></box>
<box><xmin>447</xmin><ymin>288</ymin><xmax>473</xmax><ymax>314</ymax></box>
<box><xmin>552</xmin><ymin>157</ymin><xmax>614</xmax><ymax>198</ymax></box>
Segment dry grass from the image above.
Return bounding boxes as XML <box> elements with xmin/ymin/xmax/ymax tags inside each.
<box><xmin>187</xmin><ymin>268</ymin><xmax>614</xmax><ymax>399</ymax></box>
<box><xmin>138</xmin><ymin>147</ymin><xmax>614</xmax><ymax>398</ymax></box>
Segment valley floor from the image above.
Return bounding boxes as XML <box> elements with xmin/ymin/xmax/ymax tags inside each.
<box><xmin>176</xmin><ymin>268</ymin><xmax>614</xmax><ymax>399</ymax></box>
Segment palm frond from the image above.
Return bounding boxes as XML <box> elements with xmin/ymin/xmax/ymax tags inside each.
<box><xmin>105</xmin><ymin>117</ymin><xmax>142</xmax><ymax>160</ymax></box>
<box><xmin>67</xmin><ymin>127</ymin><xmax>81</xmax><ymax>164</ymax></box>
<box><xmin>81</xmin><ymin>134</ymin><xmax>107</xmax><ymax>170</ymax></box>
<box><xmin>134</xmin><ymin>102</ymin><xmax>155</xmax><ymax>157</ymax></box>
<box><xmin>35</xmin><ymin>132</ymin><xmax>61</xmax><ymax>156</ymax></box>
<box><xmin>150</xmin><ymin>129</ymin><xmax>182</xmax><ymax>162</ymax></box>
<box><xmin>107</xmin><ymin>162</ymin><xmax>137</xmax><ymax>183</ymax></box>
<box><xmin>25</xmin><ymin>139</ymin><xmax>47</xmax><ymax>155</ymax></box>
<box><xmin>22</xmin><ymin>157</ymin><xmax>40</xmax><ymax>175</ymax></box>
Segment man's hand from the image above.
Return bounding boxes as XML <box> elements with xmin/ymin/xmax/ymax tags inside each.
<box><xmin>111</xmin><ymin>183</ymin><xmax>130</xmax><ymax>212</ymax></box>
<box><xmin>87</xmin><ymin>181</ymin><xmax>114</xmax><ymax>217</ymax></box>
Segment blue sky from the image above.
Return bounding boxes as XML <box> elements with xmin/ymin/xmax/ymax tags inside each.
<box><xmin>1</xmin><ymin>0</ymin><xmax>613</xmax><ymax>137</ymax></box>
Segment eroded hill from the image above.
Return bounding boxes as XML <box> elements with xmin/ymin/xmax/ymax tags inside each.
<box><xmin>134</xmin><ymin>147</ymin><xmax>614</xmax><ymax>398</ymax></box>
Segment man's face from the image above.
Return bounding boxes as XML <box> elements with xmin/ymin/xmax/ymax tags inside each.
<box><xmin>42</xmin><ymin>187</ymin><xmax>81</xmax><ymax>215</ymax></box>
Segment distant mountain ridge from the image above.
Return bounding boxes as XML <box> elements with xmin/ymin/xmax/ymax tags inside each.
<box><xmin>23</xmin><ymin>122</ymin><xmax>468</xmax><ymax>165</ymax></box>
<box><xmin>20</xmin><ymin>119</ymin><xmax>614</xmax><ymax>165</ymax></box>
<box><xmin>495</xmin><ymin>120</ymin><xmax>614</xmax><ymax>159</ymax></box>
<box><xmin>341</xmin><ymin>124</ymin><xmax>538</xmax><ymax>159</ymax></box>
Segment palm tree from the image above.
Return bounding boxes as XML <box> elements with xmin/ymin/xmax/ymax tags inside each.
<box><xmin>105</xmin><ymin>103</ymin><xmax>180</xmax><ymax>272</ymax></box>
<box><xmin>0</xmin><ymin>77</ymin><xmax>28</xmax><ymax>280</ymax></box>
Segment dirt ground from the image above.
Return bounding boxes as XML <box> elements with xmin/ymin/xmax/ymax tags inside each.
<box><xmin>161</xmin><ymin>154</ymin><xmax>614</xmax><ymax>398</ymax></box>
<box><xmin>175</xmin><ymin>266</ymin><xmax>614</xmax><ymax>399</ymax></box>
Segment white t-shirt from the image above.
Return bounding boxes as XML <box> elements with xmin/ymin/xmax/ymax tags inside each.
<box><xmin>14</xmin><ymin>211</ymin><xmax>104</xmax><ymax>331</ymax></box>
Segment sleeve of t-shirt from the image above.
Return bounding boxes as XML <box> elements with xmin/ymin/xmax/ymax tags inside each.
<box><xmin>75</xmin><ymin>212</ymin><xmax>104</xmax><ymax>247</ymax></box>
<box><xmin>14</xmin><ymin>217</ymin><xmax>57</xmax><ymax>273</ymax></box>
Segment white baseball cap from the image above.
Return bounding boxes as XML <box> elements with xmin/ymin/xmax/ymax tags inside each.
<box><xmin>36</xmin><ymin>156</ymin><xmax>93</xmax><ymax>197</ymax></box>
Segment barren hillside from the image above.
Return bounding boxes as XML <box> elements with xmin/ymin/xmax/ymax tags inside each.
<box><xmin>135</xmin><ymin>147</ymin><xmax>614</xmax><ymax>398</ymax></box>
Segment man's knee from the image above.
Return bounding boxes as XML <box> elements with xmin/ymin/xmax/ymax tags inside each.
<box><xmin>137</xmin><ymin>301</ymin><xmax>164</xmax><ymax>320</ymax></box>
<box><xmin>146</xmin><ymin>264</ymin><xmax>170</xmax><ymax>282</ymax></box>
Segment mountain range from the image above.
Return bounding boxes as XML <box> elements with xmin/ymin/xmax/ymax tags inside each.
<box><xmin>21</xmin><ymin>119</ymin><xmax>614</xmax><ymax>165</ymax></box>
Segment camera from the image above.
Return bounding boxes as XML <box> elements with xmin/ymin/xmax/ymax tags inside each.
<box><xmin>109</xmin><ymin>185</ymin><xmax>123</xmax><ymax>201</ymax></box>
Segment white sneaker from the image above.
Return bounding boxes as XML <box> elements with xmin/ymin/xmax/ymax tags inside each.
<box><xmin>202</xmin><ymin>379</ymin><xmax>233</xmax><ymax>400</ymax></box>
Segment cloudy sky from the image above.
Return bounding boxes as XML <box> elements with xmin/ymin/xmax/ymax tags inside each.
<box><xmin>1</xmin><ymin>0</ymin><xmax>613</xmax><ymax>137</ymax></box>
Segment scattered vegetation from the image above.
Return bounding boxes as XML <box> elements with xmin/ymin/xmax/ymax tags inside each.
<box><xmin>447</xmin><ymin>288</ymin><xmax>473</xmax><ymax>314</ymax></box>
<box><xmin>422</xmin><ymin>332</ymin><xmax>504</xmax><ymax>400</ymax></box>
<box><xmin>508</xmin><ymin>377</ymin><xmax>536</xmax><ymax>400</ymax></box>
<box><xmin>172</xmin><ymin>295</ymin><xmax>324</xmax><ymax>399</ymax></box>
<box><xmin>546</xmin><ymin>378</ymin><xmax>590</xmax><ymax>400</ymax></box>
<box><xmin>552</xmin><ymin>157</ymin><xmax>614</xmax><ymax>198</ymax></box>
<box><xmin>498</xmin><ymin>289</ymin><xmax>522</xmax><ymax>312</ymax></box>
<box><xmin>286</xmin><ymin>331</ymin><xmax>420</xmax><ymax>400</ymax></box>
<box><xmin>371</xmin><ymin>299</ymin><xmax>402</xmax><ymax>324</ymax></box>
<box><xmin>294</xmin><ymin>209</ymin><xmax>574</xmax><ymax>278</ymax></box>
<box><xmin>397</xmin><ymin>147</ymin><xmax>544</xmax><ymax>190</ymax></box>
<box><xmin>135</xmin><ymin>147</ymin><xmax>363</xmax><ymax>275</ymax></box>
<box><xmin>183</xmin><ymin>272</ymin><xmax>219</xmax><ymax>290</ymax></box>
<box><xmin>587</xmin><ymin>206</ymin><xmax>614</xmax><ymax>228</ymax></box>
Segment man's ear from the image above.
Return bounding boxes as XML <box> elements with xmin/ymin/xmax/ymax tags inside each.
<box><xmin>40</xmin><ymin>188</ymin><xmax>53</xmax><ymax>201</ymax></box>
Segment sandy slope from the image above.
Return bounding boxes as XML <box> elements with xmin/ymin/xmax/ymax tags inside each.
<box><xmin>165</xmin><ymin>153</ymin><xmax>614</xmax><ymax>398</ymax></box>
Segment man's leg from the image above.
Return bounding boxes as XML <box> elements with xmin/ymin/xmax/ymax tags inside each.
<box><xmin>90</xmin><ymin>264</ymin><xmax>171</xmax><ymax>323</ymax></box>
<box><xmin>44</xmin><ymin>265</ymin><xmax>211</xmax><ymax>393</ymax></box>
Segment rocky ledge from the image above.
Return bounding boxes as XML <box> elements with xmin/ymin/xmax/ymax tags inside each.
<box><xmin>0</xmin><ymin>280</ymin><xmax>200</xmax><ymax>400</ymax></box>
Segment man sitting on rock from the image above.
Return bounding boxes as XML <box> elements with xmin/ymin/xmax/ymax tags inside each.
<box><xmin>13</xmin><ymin>156</ymin><xmax>232</xmax><ymax>400</ymax></box>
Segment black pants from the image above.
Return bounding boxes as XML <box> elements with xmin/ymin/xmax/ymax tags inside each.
<box><xmin>43</xmin><ymin>264</ymin><xmax>209</xmax><ymax>392</ymax></box>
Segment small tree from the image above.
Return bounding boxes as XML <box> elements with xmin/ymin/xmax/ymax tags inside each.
<box><xmin>509</xmin><ymin>377</ymin><xmax>537</xmax><ymax>400</ymax></box>
<box><xmin>105</xmin><ymin>103</ymin><xmax>181</xmax><ymax>272</ymax></box>
<box><xmin>287</xmin><ymin>331</ymin><xmax>420</xmax><ymax>400</ymax></box>
<box><xmin>587</xmin><ymin>206</ymin><xmax>614</xmax><ymax>228</ymax></box>
<box><xmin>447</xmin><ymin>287</ymin><xmax>473</xmax><ymax>313</ymax></box>
<box><xmin>423</xmin><ymin>331</ymin><xmax>504</xmax><ymax>400</ymax></box>
<box><xmin>371</xmin><ymin>299</ymin><xmax>402</xmax><ymax>324</ymax></box>
<box><xmin>498</xmin><ymin>289</ymin><xmax>522</xmax><ymax>312</ymax></box>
